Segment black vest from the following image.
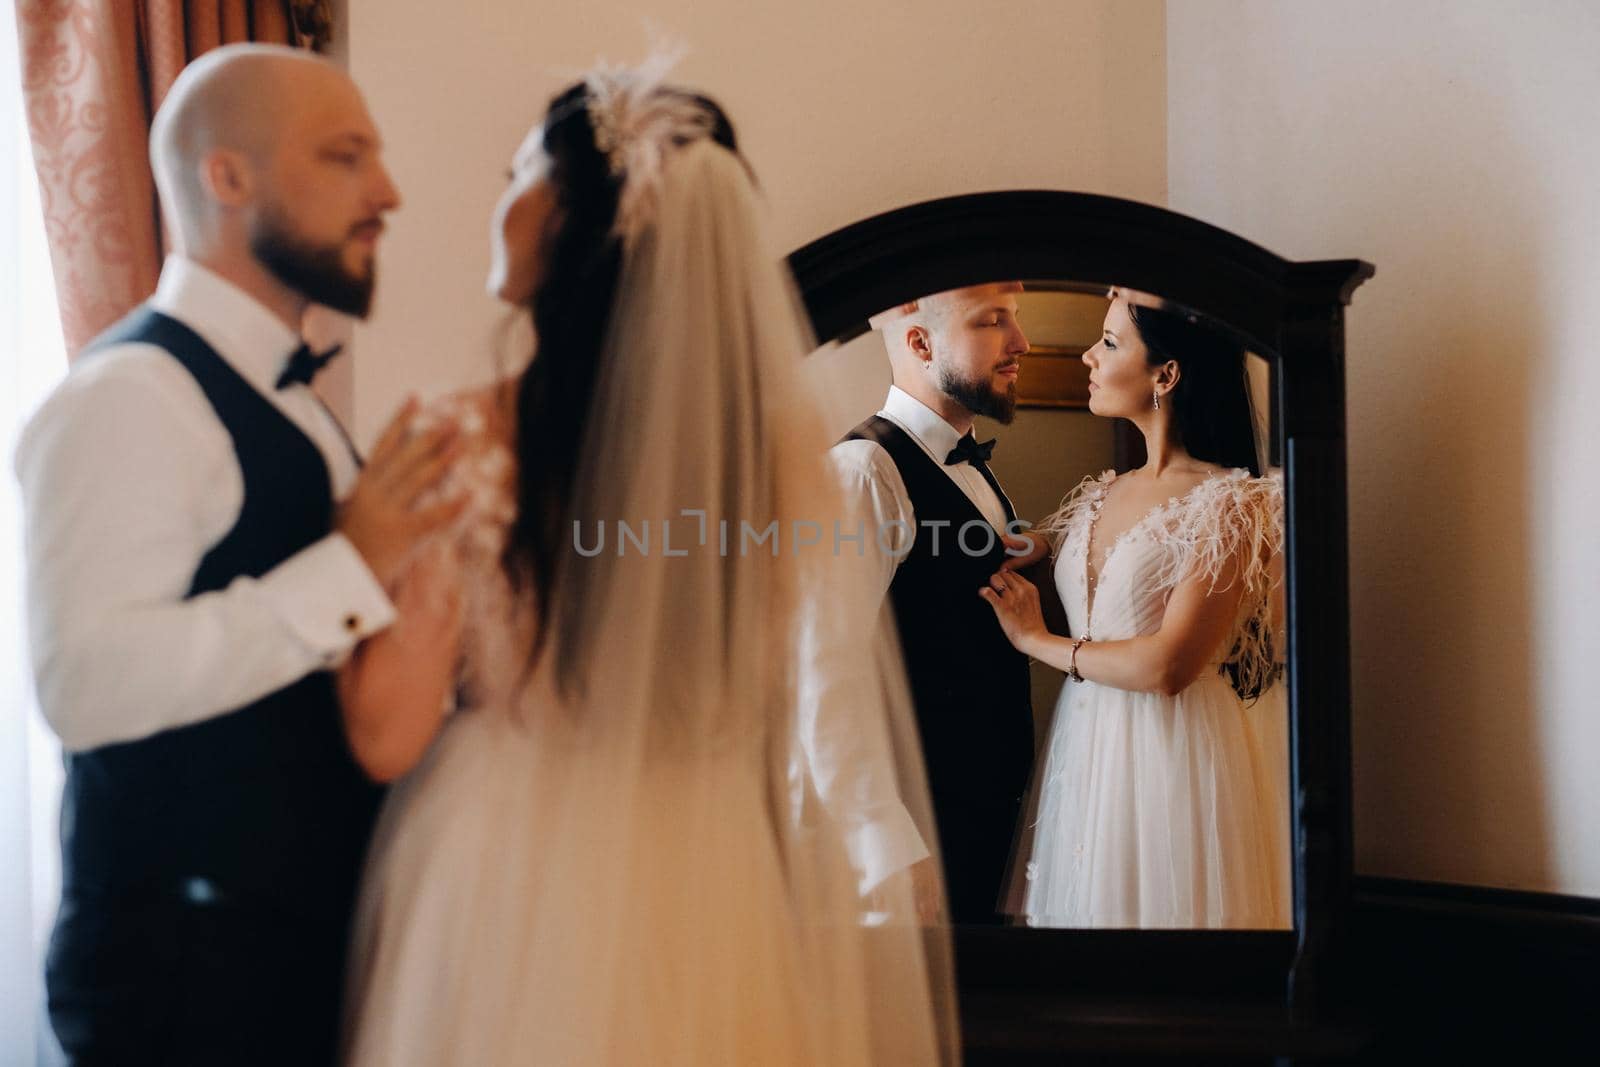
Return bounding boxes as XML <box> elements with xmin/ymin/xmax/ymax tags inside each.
<box><xmin>58</xmin><ymin>307</ymin><xmax>383</xmax><ymax>917</ymax></box>
<box><xmin>845</xmin><ymin>415</ymin><xmax>1034</xmax><ymax>921</ymax></box>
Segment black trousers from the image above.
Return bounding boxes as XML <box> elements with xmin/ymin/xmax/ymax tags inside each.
<box><xmin>46</xmin><ymin>891</ymin><xmax>353</xmax><ymax>1067</ymax></box>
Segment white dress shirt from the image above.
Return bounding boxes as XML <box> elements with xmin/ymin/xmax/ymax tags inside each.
<box><xmin>830</xmin><ymin>385</ymin><xmax>1014</xmax><ymax>596</ymax></box>
<box><xmin>15</xmin><ymin>257</ymin><xmax>395</xmax><ymax>753</ymax></box>
<box><xmin>798</xmin><ymin>586</ymin><xmax>931</xmax><ymax>894</ymax></box>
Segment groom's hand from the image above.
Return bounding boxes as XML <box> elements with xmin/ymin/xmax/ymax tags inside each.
<box><xmin>338</xmin><ymin>397</ymin><xmax>469</xmax><ymax>589</ymax></box>
<box><xmin>867</xmin><ymin>857</ymin><xmax>944</xmax><ymax>925</ymax></box>
<box><xmin>908</xmin><ymin>857</ymin><xmax>942</xmax><ymax>924</ymax></box>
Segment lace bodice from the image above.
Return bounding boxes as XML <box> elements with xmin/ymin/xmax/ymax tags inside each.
<box><xmin>412</xmin><ymin>394</ymin><xmax>524</xmax><ymax>709</ymax></box>
<box><xmin>1044</xmin><ymin>468</ymin><xmax>1285</xmax><ymax>694</ymax></box>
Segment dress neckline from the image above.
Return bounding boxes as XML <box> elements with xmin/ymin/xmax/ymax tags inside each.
<box><xmin>1081</xmin><ymin>468</ymin><xmax>1238</xmax><ymax>632</ymax></box>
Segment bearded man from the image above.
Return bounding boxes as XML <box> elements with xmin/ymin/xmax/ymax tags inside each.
<box><xmin>17</xmin><ymin>45</ymin><xmax>462</xmax><ymax>1065</ymax></box>
<box><xmin>832</xmin><ymin>283</ymin><xmax>1036</xmax><ymax>925</ymax></box>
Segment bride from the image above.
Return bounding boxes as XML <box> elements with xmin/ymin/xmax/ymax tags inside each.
<box><xmin>335</xmin><ymin>60</ymin><xmax>956</xmax><ymax>1065</ymax></box>
<box><xmin>983</xmin><ymin>288</ymin><xmax>1288</xmax><ymax>930</ymax></box>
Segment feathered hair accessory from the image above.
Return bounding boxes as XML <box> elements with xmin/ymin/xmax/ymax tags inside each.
<box><xmin>580</xmin><ymin>48</ymin><xmax>721</xmax><ymax>242</ymax></box>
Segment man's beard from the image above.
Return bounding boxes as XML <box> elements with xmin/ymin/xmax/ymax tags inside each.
<box><xmin>251</xmin><ymin>205</ymin><xmax>376</xmax><ymax>318</ymax></box>
<box><xmin>938</xmin><ymin>363</ymin><xmax>1018</xmax><ymax>425</ymax></box>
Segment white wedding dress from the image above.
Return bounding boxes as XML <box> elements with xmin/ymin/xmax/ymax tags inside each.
<box><xmin>1019</xmin><ymin>467</ymin><xmax>1291</xmax><ymax>929</ymax></box>
<box><xmin>342</xmin><ymin>131</ymin><xmax>955</xmax><ymax>1064</ymax></box>
<box><xmin>340</xmin><ymin>403</ymin><xmax>934</xmax><ymax>1067</ymax></box>
<box><xmin>342</xmin><ymin>396</ymin><xmax>949</xmax><ymax>1065</ymax></box>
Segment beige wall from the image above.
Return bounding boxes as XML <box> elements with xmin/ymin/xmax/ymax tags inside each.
<box><xmin>1169</xmin><ymin>1</ymin><xmax>1600</xmax><ymax>896</ymax></box>
<box><xmin>343</xmin><ymin>0</ymin><xmax>1167</xmax><ymax>440</ymax></box>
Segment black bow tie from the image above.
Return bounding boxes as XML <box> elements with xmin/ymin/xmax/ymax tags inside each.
<box><xmin>945</xmin><ymin>434</ymin><xmax>997</xmax><ymax>467</ymax></box>
<box><xmin>276</xmin><ymin>342</ymin><xmax>344</xmax><ymax>390</ymax></box>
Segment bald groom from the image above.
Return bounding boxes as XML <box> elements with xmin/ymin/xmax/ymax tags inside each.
<box><xmin>17</xmin><ymin>45</ymin><xmax>459</xmax><ymax>1065</ymax></box>
<box><xmin>833</xmin><ymin>284</ymin><xmax>1036</xmax><ymax>924</ymax></box>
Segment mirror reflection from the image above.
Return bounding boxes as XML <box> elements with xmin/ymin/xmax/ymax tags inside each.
<box><xmin>809</xmin><ymin>283</ymin><xmax>1290</xmax><ymax>930</ymax></box>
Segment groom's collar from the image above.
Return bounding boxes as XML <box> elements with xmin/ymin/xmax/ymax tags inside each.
<box><xmin>880</xmin><ymin>385</ymin><xmax>968</xmax><ymax>463</ymax></box>
<box><xmin>150</xmin><ymin>257</ymin><xmax>304</xmax><ymax>396</ymax></box>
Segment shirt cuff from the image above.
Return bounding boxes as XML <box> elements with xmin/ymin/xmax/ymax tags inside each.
<box><xmin>843</xmin><ymin>804</ymin><xmax>931</xmax><ymax>895</ymax></box>
<box><xmin>256</xmin><ymin>533</ymin><xmax>398</xmax><ymax>668</ymax></box>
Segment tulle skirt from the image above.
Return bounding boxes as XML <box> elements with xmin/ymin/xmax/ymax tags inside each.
<box><xmin>1241</xmin><ymin>678</ymin><xmax>1292</xmax><ymax>922</ymax></box>
<box><xmin>342</xmin><ymin>704</ymin><xmax>910</xmax><ymax>1066</ymax></box>
<box><xmin>1020</xmin><ymin>670</ymin><xmax>1290</xmax><ymax>929</ymax></box>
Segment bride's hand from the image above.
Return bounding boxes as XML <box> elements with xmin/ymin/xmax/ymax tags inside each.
<box><xmin>978</xmin><ymin>570</ymin><xmax>1047</xmax><ymax>653</ymax></box>
<box><xmin>999</xmin><ymin>530</ymin><xmax>1049</xmax><ymax>572</ymax></box>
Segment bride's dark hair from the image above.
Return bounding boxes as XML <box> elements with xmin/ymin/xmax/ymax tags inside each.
<box><xmin>1127</xmin><ymin>301</ymin><xmax>1278</xmax><ymax>700</ymax></box>
<box><xmin>1127</xmin><ymin>301</ymin><xmax>1261</xmax><ymax>478</ymax></box>
<box><xmin>503</xmin><ymin>82</ymin><xmax>741</xmax><ymax>667</ymax></box>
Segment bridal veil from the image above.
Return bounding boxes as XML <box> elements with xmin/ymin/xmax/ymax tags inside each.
<box><xmin>346</xmin><ymin>67</ymin><xmax>958</xmax><ymax>1066</ymax></box>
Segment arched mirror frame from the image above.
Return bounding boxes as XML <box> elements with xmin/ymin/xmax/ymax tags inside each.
<box><xmin>789</xmin><ymin>192</ymin><xmax>1373</xmax><ymax>1056</ymax></box>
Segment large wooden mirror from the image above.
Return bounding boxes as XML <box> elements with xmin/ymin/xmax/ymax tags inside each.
<box><xmin>789</xmin><ymin>191</ymin><xmax>1372</xmax><ymax>1058</ymax></box>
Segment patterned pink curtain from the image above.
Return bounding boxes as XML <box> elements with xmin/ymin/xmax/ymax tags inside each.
<box><xmin>15</xmin><ymin>2</ymin><xmax>331</xmax><ymax>358</ymax></box>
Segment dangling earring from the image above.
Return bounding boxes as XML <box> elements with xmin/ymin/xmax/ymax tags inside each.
<box><xmin>1153</xmin><ymin>388</ymin><xmax>1161</xmax><ymax>411</ymax></box>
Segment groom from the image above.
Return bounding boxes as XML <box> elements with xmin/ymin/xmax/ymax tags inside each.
<box><xmin>833</xmin><ymin>283</ymin><xmax>1036</xmax><ymax>924</ymax></box>
<box><xmin>16</xmin><ymin>46</ymin><xmax>459</xmax><ymax>1065</ymax></box>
